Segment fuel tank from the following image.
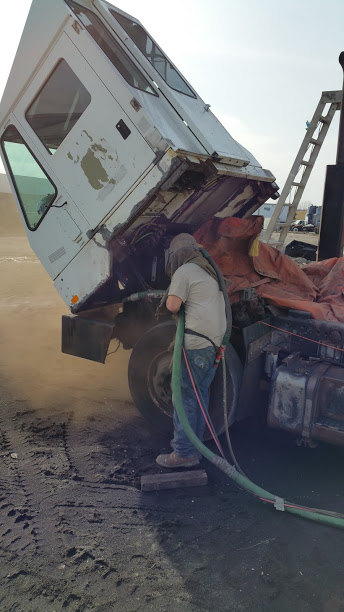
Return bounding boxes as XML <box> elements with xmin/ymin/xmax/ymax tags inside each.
<box><xmin>268</xmin><ymin>355</ymin><xmax>344</xmax><ymax>446</ymax></box>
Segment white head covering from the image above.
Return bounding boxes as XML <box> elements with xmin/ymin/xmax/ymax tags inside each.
<box><xmin>165</xmin><ymin>234</ymin><xmax>199</xmax><ymax>277</ymax></box>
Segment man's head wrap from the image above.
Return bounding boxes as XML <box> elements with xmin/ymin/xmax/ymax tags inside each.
<box><xmin>165</xmin><ymin>233</ymin><xmax>218</xmax><ymax>281</ymax></box>
<box><xmin>166</xmin><ymin>233</ymin><xmax>199</xmax><ymax>278</ymax></box>
<box><xmin>156</xmin><ymin>233</ymin><xmax>219</xmax><ymax>317</ymax></box>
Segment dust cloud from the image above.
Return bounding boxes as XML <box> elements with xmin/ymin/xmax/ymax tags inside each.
<box><xmin>0</xmin><ymin>194</ymin><xmax>132</xmax><ymax>419</ymax></box>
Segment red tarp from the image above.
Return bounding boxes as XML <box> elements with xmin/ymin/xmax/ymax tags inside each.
<box><xmin>194</xmin><ymin>216</ymin><xmax>344</xmax><ymax>323</ymax></box>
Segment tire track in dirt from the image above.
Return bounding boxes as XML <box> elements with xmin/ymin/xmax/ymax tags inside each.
<box><xmin>0</xmin><ymin>409</ymin><xmax>40</xmax><ymax>559</ymax></box>
<box><xmin>60</xmin><ymin>410</ymin><xmax>192</xmax><ymax>607</ymax></box>
<box><xmin>0</xmin><ymin>399</ymin><xmax>74</xmax><ymax>570</ymax></box>
<box><xmin>0</xmin><ymin>391</ymin><xmax>211</xmax><ymax>610</ymax></box>
<box><xmin>65</xmin><ymin>402</ymin><xmax>165</xmax><ymax>488</ymax></box>
<box><xmin>0</xmin><ymin>399</ymin><xmax>102</xmax><ymax>610</ymax></box>
<box><xmin>64</xmin><ymin>409</ymin><xmax>156</xmax><ymax>557</ymax></box>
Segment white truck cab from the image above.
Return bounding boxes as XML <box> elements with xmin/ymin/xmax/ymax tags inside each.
<box><xmin>0</xmin><ymin>0</ymin><xmax>277</xmax><ymax>313</ymax></box>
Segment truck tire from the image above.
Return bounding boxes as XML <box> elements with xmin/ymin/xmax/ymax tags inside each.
<box><xmin>128</xmin><ymin>321</ymin><xmax>243</xmax><ymax>437</ymax></box>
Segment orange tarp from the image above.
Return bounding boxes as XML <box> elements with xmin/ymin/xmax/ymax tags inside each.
<box><xmin>194</xmin><ymin>216</ymin><xmax>344</xmax><ymax>323</ymax></box>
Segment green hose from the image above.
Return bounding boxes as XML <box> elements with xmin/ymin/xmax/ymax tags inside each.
<box><xmin>172</xmin><ymin>310</ymin><xmax>344</xmax><ymax>529</ymax></box>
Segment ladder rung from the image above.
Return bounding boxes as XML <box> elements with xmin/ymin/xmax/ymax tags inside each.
<box><xmin>277</xmin><ymin>222</ymin><xmax>290</xmax><ymax>227</ymax></box>
<box><xmin>291</xmin><ymin>182</ymin><xmax>305</xmax><ymax>188</ymax></box>
<box><xmin>300</xmin><ymin>160</ymin><xmax>312</xmax><ymax>167</ymax></box>
<box><xmin>310</xmin><ymin>138</ymin><xmax>320</xmax><ymax>145</ymax></box>
<box><xmin>319</xmin><ymin>115</ymin><xmax>331</xmax><ymax>123</ymax></box>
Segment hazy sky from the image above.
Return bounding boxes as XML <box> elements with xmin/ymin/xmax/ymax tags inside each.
<box><xmin>1</xmin><ymin>0</ymin><xmax>343</xmax><ymax>205</ymax></box>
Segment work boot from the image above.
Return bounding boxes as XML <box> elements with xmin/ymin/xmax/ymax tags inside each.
<box><xmin>156</xmin><ymin>451</ymin><xmax>200</xmax><ymax>468</ymax></box>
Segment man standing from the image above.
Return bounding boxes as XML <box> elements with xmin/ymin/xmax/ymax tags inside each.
<box><xmin>156</xmin><ymin>234</ymin><xmax>226</xmax><ymax>468</ymax></box>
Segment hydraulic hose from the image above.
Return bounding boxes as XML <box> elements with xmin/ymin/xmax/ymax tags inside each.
<box><xmin>221</xmin><ymin>353</ymin><xmax>245</xmax><ymax>475</ymax></box>
<box><xmin>123</xmin><ymin>290</ymin><xmax>165</xmax><ymax>303</ymax></box>
<box><xmin>172</xmin><ymin>309</ymin><xmax>344</xmax><ymax>529</ymax></box>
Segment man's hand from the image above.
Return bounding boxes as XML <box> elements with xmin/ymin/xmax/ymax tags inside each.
<box><xmin>166</xmin><ymin>295</ymin><xmax>182</xmax><ymax>314</ymax></box>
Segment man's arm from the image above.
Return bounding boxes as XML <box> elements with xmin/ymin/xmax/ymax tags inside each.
<box><xmin>166</xmin><ymin>294</ymin><xmax>183</xmax><ymax>314</ymax></box>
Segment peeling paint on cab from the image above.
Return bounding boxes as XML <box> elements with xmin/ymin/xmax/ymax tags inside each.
<box><xmin>91</xmin><ymin>143</ymin><xmax>107</xmax><ymax>154</ymax></box>
<box><xmin>80</xmin><ymin>149</ymin><xmax>109</xmax><ymax>190</ymax></box>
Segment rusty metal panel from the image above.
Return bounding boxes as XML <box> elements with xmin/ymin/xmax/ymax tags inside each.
<box><xmin>310</xmin><ymin>364</ymin><xmax>344</xmax><ymax>445</ymax></box>
<box><xmin>268</xmin><ymin>359</ymin><xmax>309</xmax><ymax>434</ymax></box>
<box><xmin>268</xmin><ymin>356</ymin><xmax>344</xmax><ymax>446</ymax></box>
<box><xmin>317</xmin><ymin>366</ymin><xmax>344</xmax><ymax>420</ymax></box>
<box><xmin>273</xmin><ymin>315</ymin><xmax>344</xmax><ymax>365</ymax></box>
<box><xmin>234</xmin><ymin>323</ymin><xmax>272</xmax><ymax>420</ymax></box>
<box><xmin>62</xmin><ymin>315</ymin><xmax>115</xmax><ymax>363</ymax></box>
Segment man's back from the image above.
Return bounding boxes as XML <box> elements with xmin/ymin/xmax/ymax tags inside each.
<box><xmin>168</xmin><ymin>262</ymin><xmax>226</xmax><ymax>349</ymax></box>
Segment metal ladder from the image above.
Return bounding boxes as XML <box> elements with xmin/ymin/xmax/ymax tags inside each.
<box><xmin>262</xmin><ymin>90</ymin><xmax>342</xmax><ymax>249</ymax></box>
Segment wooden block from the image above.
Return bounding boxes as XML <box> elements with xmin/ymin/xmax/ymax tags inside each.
<box><xmin>141</xmin><ymin>469</ymin><xmax>207</xmax><ymax>492</ymax></box>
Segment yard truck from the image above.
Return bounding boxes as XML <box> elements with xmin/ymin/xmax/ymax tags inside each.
<box><xmin>1</xmin><ymin>0</ymin><xmax>344</xmax><ymax>447</ymax></box>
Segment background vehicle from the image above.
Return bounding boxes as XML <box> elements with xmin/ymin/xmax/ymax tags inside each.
<box><xmin>302</xmin><ymin>223</ymin><xmax>316</xmax><ymax>232</ymax></box>
<box><xmin>291</xmin><ymin>219</ymin><xmax>306</xmax><ymax>231</ymax></box>
<box><xmin>307</xmin><ymin>204</ymin><xmax>322</xmax><ymax>233</ymax></box>
<box><xmin>1</xmin><ymin>0</ymin><xmax>344</xmax><ymax>448</ymax></box>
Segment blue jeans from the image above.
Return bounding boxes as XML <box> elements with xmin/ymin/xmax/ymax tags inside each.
<box><xmin>173</xmin><ymin>346</ymin><xmax>217</xmax><ymax>458</ymax></box>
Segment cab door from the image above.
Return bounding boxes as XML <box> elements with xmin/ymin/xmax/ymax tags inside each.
<box><xmin>1</xmin><ymin>119</ymin><xmax>91</xmax><ymax>281</ymax></box>
<box><xmin>14</xmin><ymin>31</ymin><xmax>157</xmax><ymax>231</ymax></box>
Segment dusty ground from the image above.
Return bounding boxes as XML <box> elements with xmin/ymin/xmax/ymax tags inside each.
<box><xmin>271</xmin><ymin>230</ymin><xmax>319</xmax><ymax>248</ymax></box>
<box><xmin>1</xmin><ymin>203</ymin><xmax>344</xmax><ymax>611</ymax></box>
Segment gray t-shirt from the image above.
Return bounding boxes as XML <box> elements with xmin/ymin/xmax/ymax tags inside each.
<box><xmin>168</xmin><ymin>263</ymin><xmax>226</xmax><ymax>349</ymax></box>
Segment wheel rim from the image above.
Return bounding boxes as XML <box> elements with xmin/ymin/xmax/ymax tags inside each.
<box><xmin>147</xmin><ymin>350</ymin><xmax>173</xmax><ymax>418</ymax></box>
<box><xmin>129</xmin><ymin>322</ymin><xmax>242</xmax><ymax>438</ymax></box>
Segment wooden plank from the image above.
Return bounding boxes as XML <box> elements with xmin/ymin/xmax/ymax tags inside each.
<box><xmin>141</xmin><ymin>469</ymin><xmax>208</xmax><ymax>492</ymax></box>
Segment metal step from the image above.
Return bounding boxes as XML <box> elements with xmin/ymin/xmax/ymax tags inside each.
<box><xmin>320</xmin><ymin>115</ymin><xmax>331</xmax><ymax>123</ymax></box>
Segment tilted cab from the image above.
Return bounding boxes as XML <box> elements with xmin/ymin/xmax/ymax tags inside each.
<box><xmin>0</xmin><ymin>0</ymin><xmax>278</xmax><ymax>311</ymax></box>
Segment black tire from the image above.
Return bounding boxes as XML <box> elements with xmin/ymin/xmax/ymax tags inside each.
<box><xmin>128</xmin><ymin>321</ymin><xmax>176</xmax><ymax>435</ymax></box>
<box><xmin>128</xmin><ymin>321</ymin><xmax>243</xmax><ymax>438</ymax></box>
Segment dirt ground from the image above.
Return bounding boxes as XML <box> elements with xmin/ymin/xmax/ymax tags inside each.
<box><xmin>272</xmin><ymin>230</ymin><xmax>319</xmax><ymax>248</ymax></box>
<box><xmin>1</xmin><ymin>202</ymin><xmax>344</xmax><ymax>612</ymax></box>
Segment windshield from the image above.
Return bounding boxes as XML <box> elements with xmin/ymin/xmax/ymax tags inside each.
<box><xmin>109</xmin><ymin>9</ymin><xmax>195</xmax><ymax>98</ymax></box>
<box><xmin>65</xmin><ymin>1</ymin><xmax>157</xmax><ymax>96</ymax></box>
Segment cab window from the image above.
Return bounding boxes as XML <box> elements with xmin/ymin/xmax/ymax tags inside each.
<box><xmin>65</xmin><ymin>1</ymin><xmax>157</xmax><ymax>96</ymax></box>
<box><xmin>1</xmin><ymin>125</ymin><xmax>57</xmax><ymax>231</ymax></box>
<box><xmin>26</xmin><ymin>59</ymin><xmax>91</xmax><ymax>154</ymax></box>
<box><xmin>110</xmin><ymin>9</ymin><xmax>196</xmax><ymax>98</ymax></box>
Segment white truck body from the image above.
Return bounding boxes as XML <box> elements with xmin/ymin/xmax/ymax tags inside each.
<box><xmin>0</xmin><ymin>0</ymin><xmax>277</xmax><ymax>312</ymax></box>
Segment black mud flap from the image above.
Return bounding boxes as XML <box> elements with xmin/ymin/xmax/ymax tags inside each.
<box><xmin>62</xmin><ymin>315</ymin><xmax>115</xmax><ymax>363</ymax></box>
